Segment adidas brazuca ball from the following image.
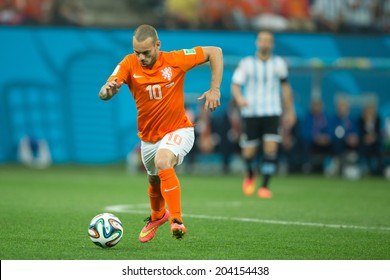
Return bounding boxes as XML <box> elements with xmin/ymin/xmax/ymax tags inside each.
<box><xmin>88</xmin><ymin>213</ymin><xmax>124</xmax><ymax>248</ymax></box>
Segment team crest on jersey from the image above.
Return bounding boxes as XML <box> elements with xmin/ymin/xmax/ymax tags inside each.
<box><xmin>184</xmin><ymin>49</ymin><xmax>196</xmax><ymax>55</ymax></box>
<box><xmin>161</xmin><ymin>67</ymin><xmax>172</xmax><ymax>81</ymax></box>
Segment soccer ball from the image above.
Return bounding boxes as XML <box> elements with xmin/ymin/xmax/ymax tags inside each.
<box><xmin>88</xmin><ymin>213</ymin><xmax>124</xmax><ymax>248</ymax></box>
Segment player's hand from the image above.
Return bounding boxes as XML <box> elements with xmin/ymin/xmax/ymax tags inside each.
<box><xmin>99</xmin><ymin>78</ymin><xmax>123</xmax><ymax>100</ymax></box>
<box><xmin>282</xmin><ymin>111</ymin><xmax>296</xmax><ymax>129</ymax></box>
<box><xmin>198</xmin><ymin>88</ymin><xmax>221</xmax><ymax>112</ymax></box>
<box><xmin>235</xmin><ymin>96</ymin><xmax>248</xmax><ymax>108</ymax></box>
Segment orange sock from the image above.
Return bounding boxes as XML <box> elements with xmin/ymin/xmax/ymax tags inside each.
<box><xmin>158</xmin><ymin>167</ymin><xmax>182</xmax><ymax>223</ymax></box>
<box><xmin>148</xmin><ymin>183</ymin><xmax>165</xmax><ymax>221</ymax></box>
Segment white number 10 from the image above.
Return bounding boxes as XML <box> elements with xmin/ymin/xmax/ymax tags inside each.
<box><xmin>146</xmin><ymin>85</ymin><xmax>162</xmax><ymax>100</ymax></box>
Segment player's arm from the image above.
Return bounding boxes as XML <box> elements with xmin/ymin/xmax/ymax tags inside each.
<box><xmin>281</xmin><ymin>79</ymin><xmax>296</xmax><ymax>128</ymax></box>
<box><xmin>231</xmin><ymin>82</ymin><xmax>248</xmax><ymax>108</ymax></box>
<box><xmin>98</xmin><ymin>78</ymin><xmax>124</xmax><ymax>101</ymax></box>
<box><xmin>99</xmin><ymin>59</ymin><xmax>128</xmax><ymax>101</ymax></box>
<box><xmin>231</xmin><ymin>59</ymin><xmax>248</xmax><ymax>108</ymax></box>
<box><xmin>197</xmin><ymin>46</ymin><xmax>223</xmax><ymax>112</ymax></box>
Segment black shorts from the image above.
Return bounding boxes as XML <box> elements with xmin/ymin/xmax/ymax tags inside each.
<box><xmin>240</xmin><ymin>116</ymin><xmax>281</xmax><ymax>147</ymax></box>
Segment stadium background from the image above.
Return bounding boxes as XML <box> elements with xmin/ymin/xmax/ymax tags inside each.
<box><xmin>0</xmin><ymin>28</ymin><xmax>389</xmax><ymax>166</ymax></box>
<box><xmin>1</xmin><ymin>1</ymin><xmax>390</xmax><ymax>267</ymax></box>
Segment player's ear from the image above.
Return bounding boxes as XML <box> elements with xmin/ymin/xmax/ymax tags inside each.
<box><xmin>156</xmin><ymin>40</ymin><xmax>161</xmax><ymax>50</ymax></box>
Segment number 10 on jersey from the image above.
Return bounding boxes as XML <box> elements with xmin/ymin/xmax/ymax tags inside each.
<box><xmin>146</xmin><ymin>85</ymin><xmax>162</xmax><ymax>100</ymax></box>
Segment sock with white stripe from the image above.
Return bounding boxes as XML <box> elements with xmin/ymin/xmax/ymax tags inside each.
<box><xmin>261</xmin><ymin>154</ymin><xmax>277</xmax><ymax>189</ymax></box>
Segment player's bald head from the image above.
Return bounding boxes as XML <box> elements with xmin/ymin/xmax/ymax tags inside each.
<box><xmin>133</xmin><ymin>24</ymin><xmax>158</xmax><ymax>43</ymax></box>
<box><xmin>133</xmin><ymin>24</ymin><xmax>161</xmax><ymax>68</ymax></box>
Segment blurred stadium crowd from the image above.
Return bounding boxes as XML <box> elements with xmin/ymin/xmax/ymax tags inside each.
<box><xmin>1</xmin><ymin>0</ymin><xmax>390</xmax><ymax>33</ymax></box>
<box><xmin>3</xmin><ymin>0</ymin><xmax>390</xmax><ymax>179</ymax></box>
<box><xmin>185</xmin><ymin>96</ymin><xmax>390</xmax><ymax>179</ymax></box>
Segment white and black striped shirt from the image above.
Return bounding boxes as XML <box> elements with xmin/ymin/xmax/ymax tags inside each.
<box><xmin>232</xmin><ymin>55</ymin><xmax>288</xmax><ymax>117</ymax></box>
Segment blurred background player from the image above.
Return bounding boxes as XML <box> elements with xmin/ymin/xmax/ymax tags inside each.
<box><xmin>231</xmin><ymin>30</ymin><xmax>295</xmax><ymax>198</ymax></box>
<box><xmin>358</xmin><ymin>103</ymin><xmax>384</xmax><ymax>176</ymax></box>
<box><xmin>98</xmin><ymin>24</ymin><xmax>223</xmax><ymax>241</ymax></box>
<box><xmin>301</xmin><ymin>98</ymin><xmax>332</xmax><ymax>174</ymax></box>
<box><xmin>328</xmin><ymin>98</ymin><xmax>359</xmax><ymax>177</ymax></box>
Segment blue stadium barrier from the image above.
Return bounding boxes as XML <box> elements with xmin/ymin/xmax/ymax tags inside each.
<box><xmin>0</xmin><ymin>27</ymin><xmax>389</xmax><ymax>164</ymax></box>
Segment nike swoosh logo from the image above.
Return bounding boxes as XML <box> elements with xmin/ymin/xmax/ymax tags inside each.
<box><xmin>139</xmin><ymin>226</ymin><xmax>158</xmax><ymax>238</ymax></box>
<box><xmin>164</xmin><ymin>186</ymin><xmax>178</xmax><ymax>192</ymax></box>
<box><xmin>133</xmin><ymin>74</ymin><xmax>144</xmax><ymax>78</ymax></box>
<box><xmin>165</xmin><ymin>82</ymin><xmax>174</xmax><ymax>88</ymax></box>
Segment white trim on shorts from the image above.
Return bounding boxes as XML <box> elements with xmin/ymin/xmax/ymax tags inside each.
<box><xmin>263</xmin><ymin>133</ymin><xmax>282</xmax><ymax>142</ymax></box>
<box><xmin>140</xmin><ymin>127</ymin><xmax>195</xmax><ymax>176</ymax></box>
<box><xmin>239</xmin><ymin>133</ymin><xmax>282</xmax><ymax>148</ymax></box>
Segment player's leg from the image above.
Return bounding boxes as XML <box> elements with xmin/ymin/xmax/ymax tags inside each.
<box><xmin>258</xmin><ymin>139</ymin><xmax>278</xmax><ymax>198</ymax></box>
<box><xmin>154</xmin><ymin>149</ymin><xmax>186</xmax><ymax>239</ymax></box>
<box><xmin>138</xmin><ymin>141</ymin><xmax>170</xmax><ymax>243</ymax></box>
<box><xmin>241</xmin><ymin>146</ymin><xmax>258</xmax><ymax>195</ymax></box>
<box><xmin>156</xmin><ymin>127</ymin><xmax>195</xmax><ymax>239</ymax></box>
<box><xmin>147</xmin><ymin>175</ymin><xmax>166</xmax><ymax>221</ymax></box>
<box><xmin>258</xmin><ymin>116</ymin><xmax>281</xmax><ymax>198</ymax></box>
<box><xmin>240</xmin><ymin>117</ymin><xmax>261</xmax><ymax>196</ymax></box>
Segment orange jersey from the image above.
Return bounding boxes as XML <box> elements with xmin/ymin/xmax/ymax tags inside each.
<box><xmin>108</xmin><ymin>46</ymin><xmax>205</xmax><ymax>143</ymax></box>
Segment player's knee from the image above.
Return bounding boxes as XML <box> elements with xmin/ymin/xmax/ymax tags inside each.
<box><xmin>154</xmin><ymin>157</ymin><xmax>174</xmax><ymax>172</ymax></box>
<box><xmin>242</xmin><ymin>147</ymin><xmax>257</xmax><ymax>159</ymax></box>
<box><xmin>148</xmin><ymin>175</ymin><xmax>160</xmax><ymax>186</ymax></box>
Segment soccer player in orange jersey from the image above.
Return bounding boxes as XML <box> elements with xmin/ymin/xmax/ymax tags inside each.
<box><xmin>98</xmin><ymin>24</ymin><xmax>223</xmax><ymax>242</ymax></box>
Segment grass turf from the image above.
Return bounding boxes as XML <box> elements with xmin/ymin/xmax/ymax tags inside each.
<box><xmin>0</xmin><ymin>164</ymin><xmax>389</xmax><ymax>260</ymax></box>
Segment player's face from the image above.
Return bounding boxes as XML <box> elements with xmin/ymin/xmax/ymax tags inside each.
<box><xmin>256</xmin><ymin>32</ymin><xmax>274</xmax><ymax>55</ymax></box>
<box><xmin>133</xmin><ymin>37</ymin><xmax>160</xmax><ymax>68</ymax></box>
<box><xmin>311</xmin><ymin>100</ymin><xmax>323</xmax><ymax>114</ymax></box>
<box><xmin>337</xmin><ymin>100</ymin><xmax>349</xmax><ymax>117</ymax></box>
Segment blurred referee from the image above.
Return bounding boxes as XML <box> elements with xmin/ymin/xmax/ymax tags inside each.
<box><xmin>231</xmin><ymin>30</ymin><xmax>296</xmax><ymax>198</ymax></box>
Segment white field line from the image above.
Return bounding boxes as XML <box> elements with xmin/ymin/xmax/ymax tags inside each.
<box><xmin>104</xmin><ymin>204</ymin><xmax>390</xmax><ymax>232</ymax></box>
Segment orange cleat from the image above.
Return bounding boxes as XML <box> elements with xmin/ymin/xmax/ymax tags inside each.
<box><xmin>242</xmin><ymin>176</ymin><xmax>256</xmax><ymax>196</ymax></box>
<box><xmin>258</xmin><ymin>187</ymin><xmax>272</xmax><ymax>198</ymax></box>
<box><xmin>170</xmin><ymin>219</ymin><xmax>187</xmax><ymax>240</ymax></box>
<box><xmin>139</xmin><ymin>210</ymin><xmax>170</xmax><ymax>243</ymax></box>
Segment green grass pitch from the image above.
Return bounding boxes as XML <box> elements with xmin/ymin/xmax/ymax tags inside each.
<box><xmin>0</xmin><ymin>164</ymin><xmax>389</xmax><ymax>260</ymax></box>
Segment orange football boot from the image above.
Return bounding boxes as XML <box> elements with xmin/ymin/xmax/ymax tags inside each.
<box><xmin>139</xmin><ymin>210</ymin><xmax>170</xmax><ymax>243</ymax></box>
